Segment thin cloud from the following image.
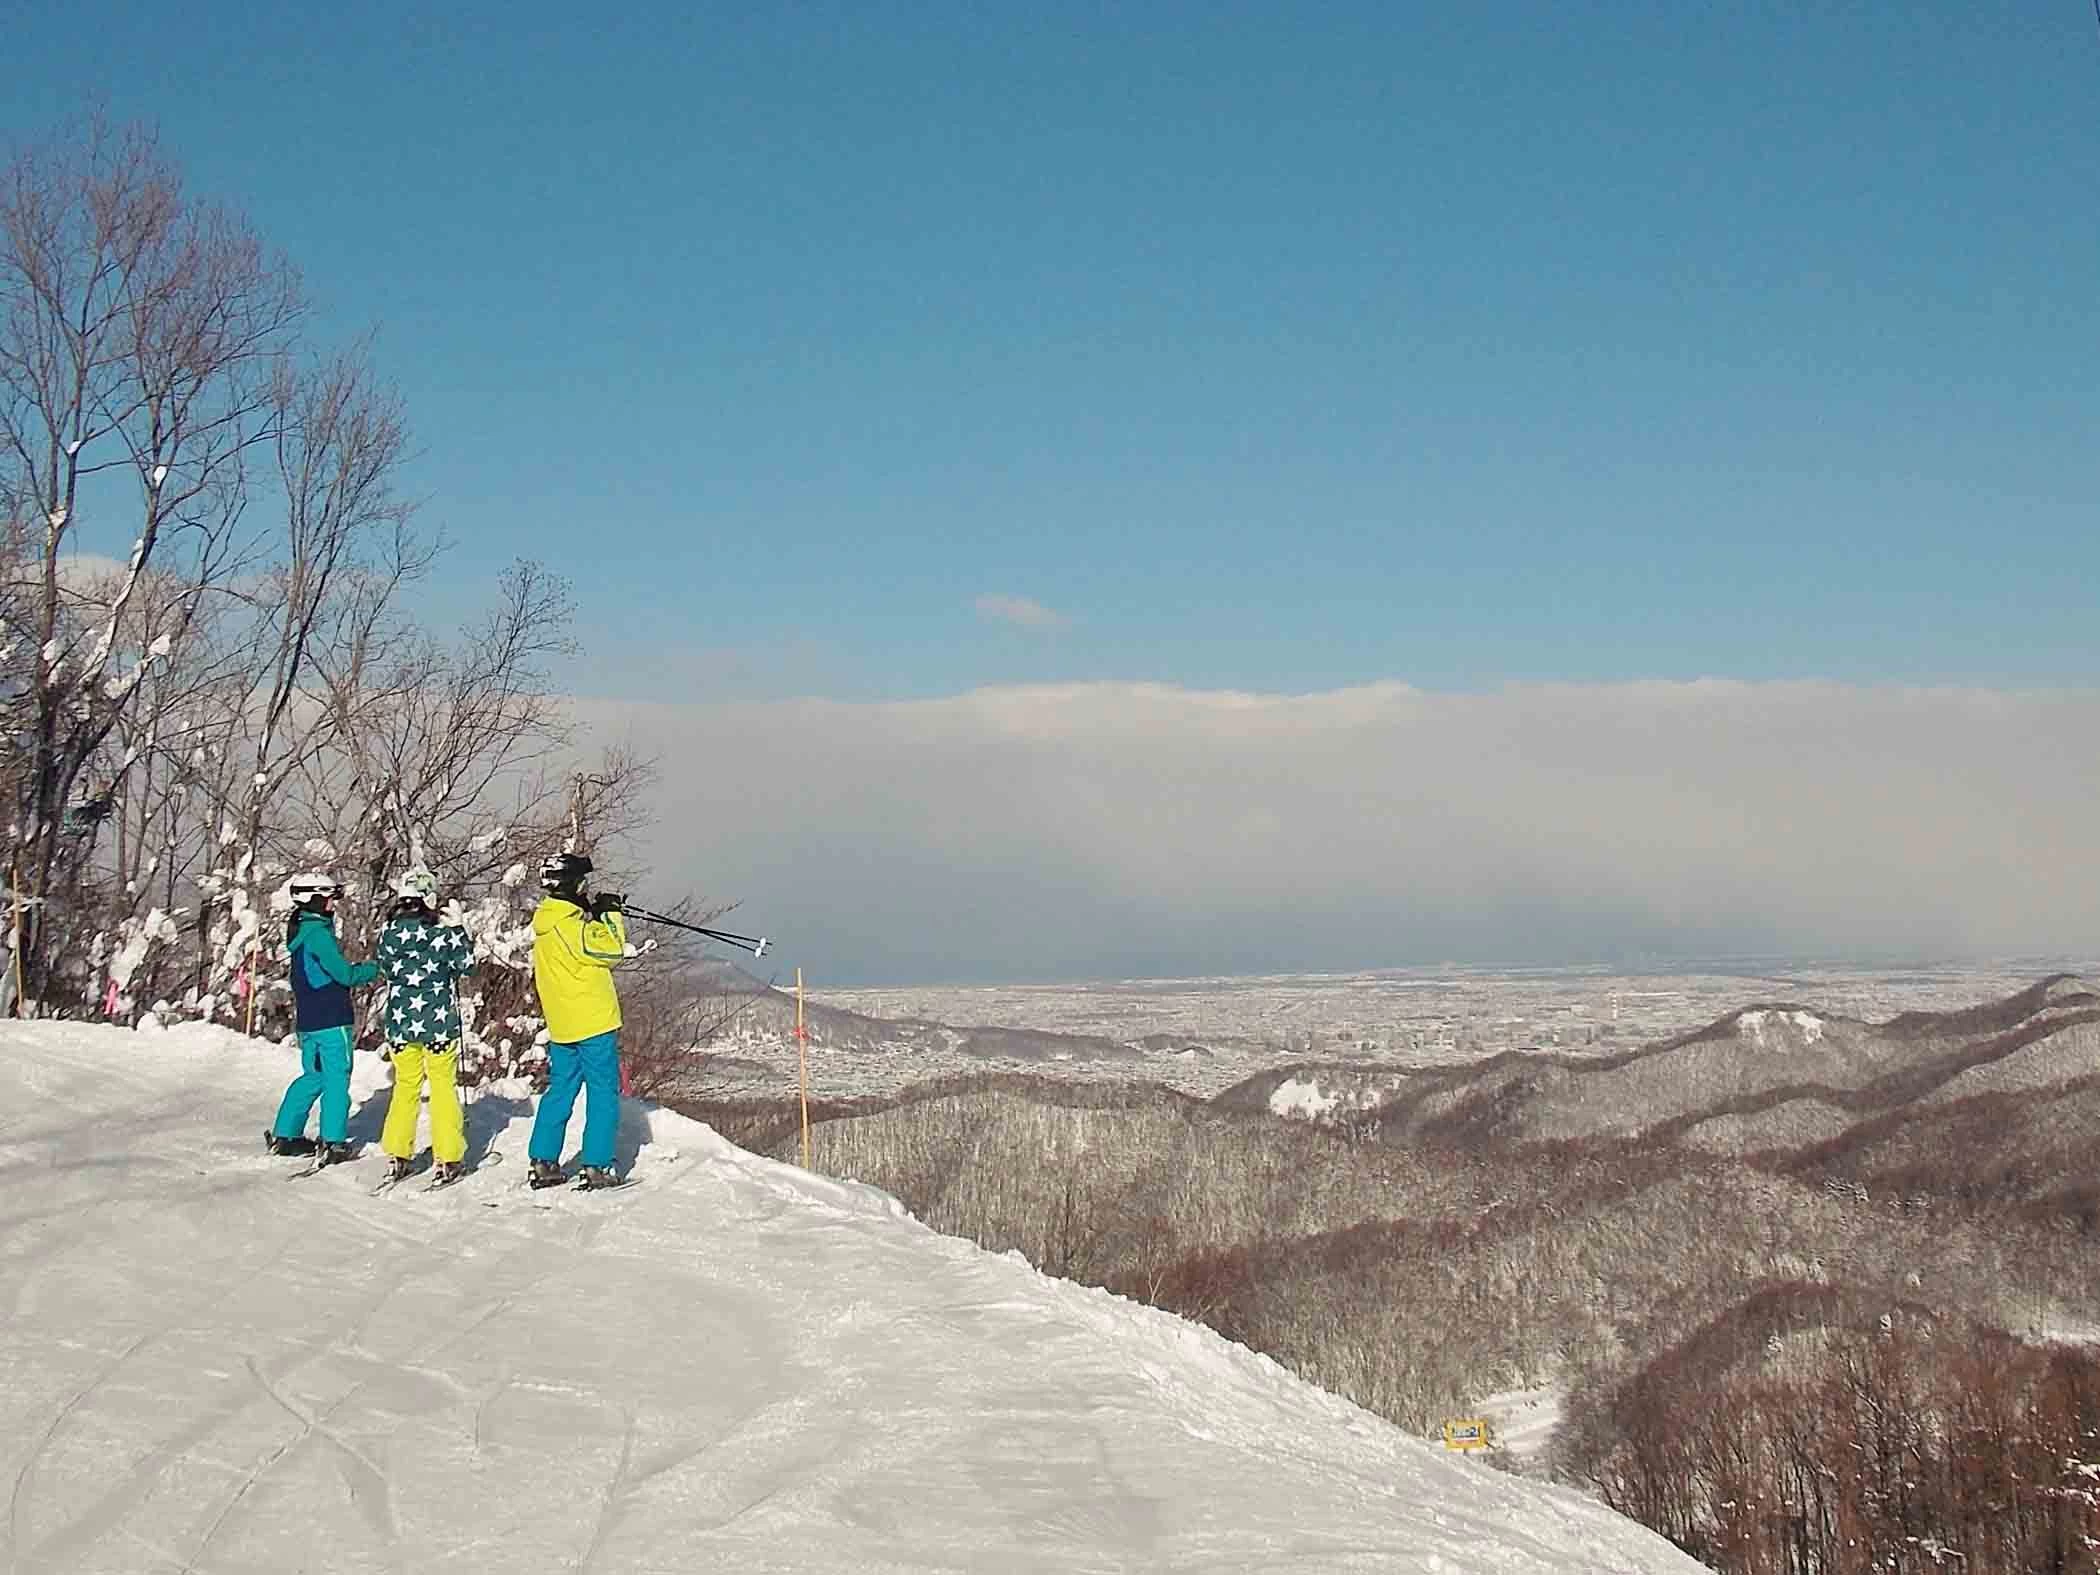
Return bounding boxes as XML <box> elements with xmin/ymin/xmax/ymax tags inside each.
<box><xmin>973</xmin><ymin>594</ymin><xmax>1069</xmax><ymax>632</ymax></box>
<box><xmin>51</xmin><ymin>553</ymin><xmax>135</xmax><ymax>594</ymax></box>
<box><xmin>582</xmin><ymin>680</ymin><xmax>2100</xmax><ymax>984</ymax></box>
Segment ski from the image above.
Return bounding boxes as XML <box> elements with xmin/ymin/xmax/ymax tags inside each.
<box><xmin>284</xmin><ymin>1145</ymin><xmax>362</xmax><ymax>1182</ymax></box>
<box><xmin>420</xmin><ymin>1151</ymin><xmax>501</xmax><ymax>1192</ymax></box>
<box><xmin>480</xmin><ymin>1173</ymin><xmax>637</xmax><ymax>1209</ymax></box>
<box><xmin>263</xmin><ymin>1127</ymin><xmax>317</xmax><ymax>1162</ymax></box>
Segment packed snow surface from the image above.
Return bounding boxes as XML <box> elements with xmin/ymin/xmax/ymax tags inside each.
<box><xmin>0</xmin><ymin>1022</ymin><xmax>1700</xmax><ymax>1574</ymax></box>
<box><xmin>1471</xmin><ymin>1385</ymin><xmax>1568</xmax><ymax>1461</ymax></box>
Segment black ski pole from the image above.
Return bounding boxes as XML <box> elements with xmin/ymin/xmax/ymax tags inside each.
<box><xmin>624</xmin><ymin>905</ymin><xmax>771</xmax><ymax>958</ymax></box>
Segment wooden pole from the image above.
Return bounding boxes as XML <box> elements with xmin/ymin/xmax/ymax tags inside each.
<box><xmin>242</xmin><ymin>933</ymin><xmax>260</xmax><ymax>1036</ymax></box>
<box><xmin>796</xmin><ymin>967</ymin><xmax>810</xmax><ymax>1169</ymax></box>
<box><xmin>7</xmin><ymin>858</ymin><xmax>21</xmax><ymax>1019</ymax></box>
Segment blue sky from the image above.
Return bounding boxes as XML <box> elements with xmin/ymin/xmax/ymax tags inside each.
<box><xmin>10</xmin><ymin>4</ymin><xmax>2100</xmax><ymax>983</ymax></box>
<box><xmin>10</xmin><ymin>2</ymin><xmax>2096</xmax><ymax>702</ymax></box>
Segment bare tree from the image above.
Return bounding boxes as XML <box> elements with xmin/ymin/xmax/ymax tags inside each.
<box><xmin>617</xmin><ymin>952</ymin><xmax>764</xmax><ymax>1101</ymax></box>
<box><xmin>0</xmin><ymin>119</ymin><xmax>302</xmax><ymax>1003</ymax></box>
<box><xmin>0</xmin><ymin>119</ymin><xmax>676</xmax><ymax>1047</ymax></box>
<box><xmin>239</xmin><ymin>346</ymin><xmax>418</xmax><ymax>857</ymax></box>
<box><xmin>325</xmin><ymin>559</ymin><xmax>573</xmax><ymax>898</ymax></box>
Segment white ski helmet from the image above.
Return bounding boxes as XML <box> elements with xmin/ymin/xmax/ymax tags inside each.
<box><xmin>287</xmin><ymin>872</ymin><xmax>340</xmax><ymax>906</ymax></box>
<box><xmin>393</xmin><ymin>866</ymin><xmax>439</xmax><ymax>907</ymax></box>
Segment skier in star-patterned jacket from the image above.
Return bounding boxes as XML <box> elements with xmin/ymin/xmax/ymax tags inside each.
<box><xmin>374</xmin><ymin>867</ymin><xmax>477</xmax><ymax>1185</ymax></box>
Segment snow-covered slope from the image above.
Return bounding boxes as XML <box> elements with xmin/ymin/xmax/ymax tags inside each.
<box><xmin>0</xmin><ymin>1022</ymin><xmax>1700</xmax><ymax>1574</ymax></box>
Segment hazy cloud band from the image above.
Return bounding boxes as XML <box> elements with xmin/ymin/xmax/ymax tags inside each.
<box><xmin>582</xmin><ymin>680</ymin><xmax>2100</xmax><ymax>985</ymax></box>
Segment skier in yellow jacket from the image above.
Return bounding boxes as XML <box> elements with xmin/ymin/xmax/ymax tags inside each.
<box><xmin>527</xmin><ymin>852</ymin><xmax>631</xmax><ymax>1189</ymax></box>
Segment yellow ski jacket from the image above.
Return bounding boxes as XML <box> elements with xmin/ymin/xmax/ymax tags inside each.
<box><xmin>531</xmin><ymin>897</ymin><xmax>628</xmax><ymax>1044</ymax></box>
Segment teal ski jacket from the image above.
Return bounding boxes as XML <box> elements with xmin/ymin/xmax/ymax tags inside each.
<box><xmin>287</xmin><ymin>910</ymin><xmax>378</xmax><ymax>1031</ymax></box>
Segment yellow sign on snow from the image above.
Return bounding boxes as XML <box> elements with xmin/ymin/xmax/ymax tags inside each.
<box><xmin>1442</xmin><ymin>1418</ymin><xmax>1492</xmax><ymax>1451</ymax></box>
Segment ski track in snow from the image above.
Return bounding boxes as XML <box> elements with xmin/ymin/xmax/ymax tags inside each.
<box><xmin>0</xmin><ymin>1021</ymin><xmax>1702</xmax><ymax>1574</ymax></box>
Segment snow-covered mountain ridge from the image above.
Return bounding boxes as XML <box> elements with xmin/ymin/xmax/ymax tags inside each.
<box><xmin>1222</xmin><ymin>973</ymin><xmax>2100</xmax><ymax>1151</ymax></box>
<box><xmin>0</xmin><ymin>1020</ymin><xmax>1699</xmax><ymax>1573</ymax></box>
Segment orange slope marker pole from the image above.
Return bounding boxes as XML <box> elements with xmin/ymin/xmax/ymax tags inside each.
<box><xmin>8</xmin><ymin>859</ymin><xmax>21</xmax><ymax>1018</ymax></box>
<box><xmin>242</xmin><ymin>906</ymin><xmax>261</xmax><ymax>1036</ymax></box>
<box><xmin>796</xmin><ymin>967</ymin><xmax>811</xmax><ymax>1168</ymax></box>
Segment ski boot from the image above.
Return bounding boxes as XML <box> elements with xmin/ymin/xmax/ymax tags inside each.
<box><xmin>382</xmin><ymin>1155</ymin><xmax>415</xmax><ymax>1186</ymax></box>
<box><xmin>527</xmin><ymin>1158</ymin><xmax>566</xmax><ymax>1190</ymax></box>
<box><xmin>430</xmin><ymin>1160</ymin><xmax>466</xmax><ymax>1189</ymax></box>
<box><xmin>315</xmin><ymin>1140</ymin><xmax>356</xmax><ymax>1169</ymax></box>
<box><xmin>575</xmin><ymin>1166</ymin><xmax>621</xmax><ymax>1192</ymax></box>
<box><xmin>265</xmin><ymin>1129</ymin><xmax>318</xmax><ymax>1158</ymax></box>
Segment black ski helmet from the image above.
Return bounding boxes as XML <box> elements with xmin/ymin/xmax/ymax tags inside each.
<box><xmin>540</xmin><ymin>851</ymin><xmax>592</xmax><ymax>897</ymax></box>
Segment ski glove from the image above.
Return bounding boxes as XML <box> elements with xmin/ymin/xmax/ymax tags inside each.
<box><xmin>439</xmin><ymin>898</ymin><xmax>467</xmax><ymax>927</ymax></box>
<box><xmin>589</xmin><ymin>892</ymin><xmax>625</xmax><ymax>917</ymax></box>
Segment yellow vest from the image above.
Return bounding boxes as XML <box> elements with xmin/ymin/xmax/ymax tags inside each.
<box><xmin>531</xmin><ymin>898</ymin><xmax>626</xmax><ymax>1043</ymax></box>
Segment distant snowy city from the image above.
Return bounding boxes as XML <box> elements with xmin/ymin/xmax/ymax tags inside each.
<box><xmin>701</xmin><ymin>958</ymin><xmax>2098</xmax><ymax>1101</ymax></box>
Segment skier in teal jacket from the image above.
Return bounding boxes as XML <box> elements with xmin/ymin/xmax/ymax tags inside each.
<box><xmin>265</xmin><ymin>873</ymin><xmax>379</xmax><ymax>1166</ymax></box>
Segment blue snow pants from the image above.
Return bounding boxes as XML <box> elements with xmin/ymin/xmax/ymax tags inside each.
<box><xmin>273</xmin><ymin>1026</ymin><xmax>354</xmax><ymax>1144</ymax></box>
<box><xmin>529</xmin><ymin>1030</ymin><xmax>621</xmax><ymax>1169</ymax></box>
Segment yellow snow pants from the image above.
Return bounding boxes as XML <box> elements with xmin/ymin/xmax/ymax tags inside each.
<box><xmin>381</xmin><ymin>1042</ymin><xmax>466</xmax><ymax>1165</ymax></box>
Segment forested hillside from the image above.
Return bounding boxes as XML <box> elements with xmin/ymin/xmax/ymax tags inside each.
<box><xmin>675</xmin><ymin>975</ymin><xmax>2100</xmax><ymax>1572</ymax></box>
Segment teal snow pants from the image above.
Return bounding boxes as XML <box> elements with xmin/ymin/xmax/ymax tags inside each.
<box><xmin>528</xmin><ymin>1031</ymin><xmax>621</xmax><ymax>1169</ymax></box>
<box><xmin>273</xmin><ymin>1026</ymin><xmax>354</xmax><ymax>1144</ymax></box>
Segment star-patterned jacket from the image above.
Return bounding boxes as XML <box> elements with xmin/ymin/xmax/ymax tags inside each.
<box><xmin>375</xmin><ymin>911</ymin><xmax>475</xmax><ymax>1047</ymax></box>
